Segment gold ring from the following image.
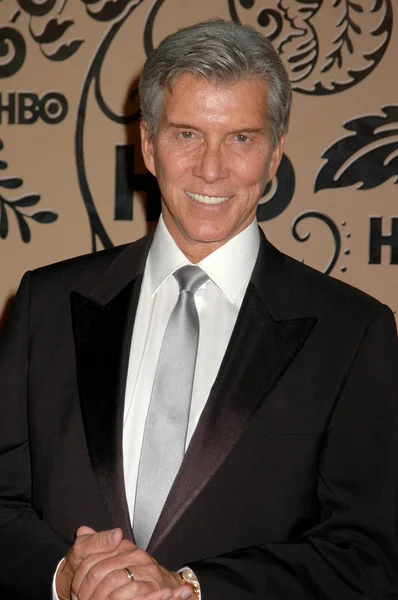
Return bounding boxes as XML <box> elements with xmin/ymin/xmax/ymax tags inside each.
<box><xmin>124</xmin><ymin>567</ymin><xmax>135</xmax><ymax>582</ymax></box>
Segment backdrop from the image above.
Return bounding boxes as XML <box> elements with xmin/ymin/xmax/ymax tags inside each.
<box><xmin>0</xmin><ymin>0</ymin><xmax>397</xmax><ymax>323</ymax></box>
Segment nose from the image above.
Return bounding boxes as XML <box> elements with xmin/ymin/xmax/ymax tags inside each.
<box><xmin>192</xmin><ymin>142</ymin><xmax>229</xmax><ymax>183</ymax></box>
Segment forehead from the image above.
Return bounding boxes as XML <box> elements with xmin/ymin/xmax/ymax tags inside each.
<box><xmin>161</xmin><ymin>73</ymin><xmax>270</xmax><ymax>128</ymax></box>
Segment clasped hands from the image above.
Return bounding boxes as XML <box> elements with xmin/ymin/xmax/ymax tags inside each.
<box><xmin>56</xmin><ymin>526</ymin><xmax>193</xmax><ymax>600</ymax></box>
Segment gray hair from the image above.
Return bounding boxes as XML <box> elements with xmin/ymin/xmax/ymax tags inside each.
<box><xmin>139</xmin><ymin>19</ymin><xmax>292</xmax><ymax>148</ymax></box>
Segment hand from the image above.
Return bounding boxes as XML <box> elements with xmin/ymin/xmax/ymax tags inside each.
<box><xmin>72</xmin><ymin>533</ymin><xmax>192</xmax><ymax>600</ymax></box>
<box><xmin>58</xmin><ymin>525</ymin><xmax>193</xmax><ymax>600</ymax></box>
<box><xmin>56</xmin><ymin>526</ymin><xmax>126</xmax><ymax>600</ymax></box>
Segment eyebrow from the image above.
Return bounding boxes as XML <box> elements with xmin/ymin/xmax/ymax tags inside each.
<box><xmin>167</xmin><ymin>122</ymin><xmax>264</xmax><ymax>135</ymax></box>
<box><xmin>167</xmin><ymin>122</ymin><xmax>200</xmax><ymax>131</ymax></box>
<box><xmin>230</xmin><ymin>127</ymin><xmax>264</xmax><ymax>135</ymax></box>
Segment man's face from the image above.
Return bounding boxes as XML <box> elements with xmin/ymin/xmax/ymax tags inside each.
<box><xmin>141</xmin><ymin>73</ymin><xmax>285</xmax><ymax>261</ymax></box>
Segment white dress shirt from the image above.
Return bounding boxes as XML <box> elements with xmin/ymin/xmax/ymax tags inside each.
<box><xmin>123</xmin><ymin>217</ymin><xmax>259</xmax><ymax>524</ymax></box>
<box><xmin>52</xmin><ymin>217</ymin><xmax>259</xmax><ymax>598</ymax></box>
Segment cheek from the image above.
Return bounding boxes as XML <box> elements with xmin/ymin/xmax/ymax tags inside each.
<box><xmin>156</xmin><ymin>150</ymin><xmax>193</xmax><ymax>183</ymax></box>
<box><xmin>234</xmin><ymin>158</ymin><xmax>270</xmax><ymax>188</ymax></box>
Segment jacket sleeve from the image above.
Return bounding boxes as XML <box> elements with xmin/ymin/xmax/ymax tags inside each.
<box><xmin>0</xmin><ymin>272</ymin><xmax>69</xmax><ymax>600</ymax></box>
<box><xmin>190</xmin><ymin>304</ymin><xmax>398</xmax><ymax>599</ymax></box>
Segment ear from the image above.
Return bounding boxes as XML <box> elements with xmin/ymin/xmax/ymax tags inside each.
<box><xmin>140</xmin><ymin>121</ymin><xmax>156</xmax><ymax>177</ymax></box>
<box><xmin>268</xmin><ymin>133</ymin><xmax>286</xmax><ymax>180</ymax></box>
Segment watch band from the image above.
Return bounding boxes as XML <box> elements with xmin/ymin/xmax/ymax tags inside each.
<box><xmin>178</xmin><ymin>566</ymin><xmax>201</xmax><ymax>599</ymax></box>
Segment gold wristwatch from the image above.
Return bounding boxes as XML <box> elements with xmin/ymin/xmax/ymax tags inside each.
<box><xmin>178</xmin><ymin>566</ymin><xmax>201</xmax><ymax>599</ymax></box>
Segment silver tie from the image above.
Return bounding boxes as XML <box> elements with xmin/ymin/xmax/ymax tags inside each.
<box><xmin>133</xmin><ymin>265</ymin><xmax>208</xmax><ymax>549</ymax></box>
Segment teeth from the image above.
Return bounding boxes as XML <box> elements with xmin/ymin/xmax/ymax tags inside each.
<box><xmin>186</xmin><ymin>191</ymin><xmax>229</xmax><ymax>205</ymax></box>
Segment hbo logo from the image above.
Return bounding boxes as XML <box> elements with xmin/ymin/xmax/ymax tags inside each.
<box><xmin>0</xmin><ymin>92</ymin><xmax>68</xmax><ymax>125</ymax></box>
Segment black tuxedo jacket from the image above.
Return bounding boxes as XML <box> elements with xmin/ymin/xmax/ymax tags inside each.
<box><xmin>0</xmin><ymin>230</ymin><xmax>397</xmax><ymax>599</ymax></box>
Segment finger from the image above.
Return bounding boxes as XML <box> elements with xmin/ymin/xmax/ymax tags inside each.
<box><xmin>170</xmin><ymin>586</ymin><xmax>193</xmax><ymax>600</ymax></box>
<box><xmin>131</xmin><ymin>587</ymin><xmax>175</xmax><ymax>600</ymax></box>
<box><xmin>84</xmin><ymin>574</ymin><xmax>159</xmax><ymax>600</ymax></box>
<box><xmin>124</xmin><ymin>585</ymin><xmax>192</xmax><ymax>600</ymax></box>
<box><xmin>57</xmin><ymin>530</ymin><xmax>126</xmax><ymax>600</ymax></box>
<box><xmin>76</xmin><ymin>525</ymin><xmax>97</xmax><ymax>536</ymax></box>
<box><xmin>112</xmin><ymin>581</ymin><xmax>174</xmax><ymax>600</ymax></box>
<box><xmin>72</xmin><ymin>527</ymin><xmax>124</xmax><ymax>562</ymax></box>
<box><xmin>72</xmin><ymin>540</ymin><xmax>138</xmax><ymax>596</ymax></box>
<box><xmin>109</xmin><ymin>582</ymin><xmax>192</xmax><ymax>600</ymax></box>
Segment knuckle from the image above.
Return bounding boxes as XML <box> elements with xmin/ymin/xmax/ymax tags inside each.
<box><xmin>136</xmin><ymin>580</ymin><xmax>157</xmax><ymax>595</ymax></box>
<box><xmin>119</xmin><ymin>539</ymin><xmax>135</xmax><ymax>552</ymax></box>
<box><xmin>133</xmin><ymin>548</ymin><xmax>148</xmax><ymax>563</ymax></box>
<box><xmin>79</xmin><ymin>555</ymin><xmax>94</xmax><ymax>572</ymax></box>
<box><xmin>96</xmin><ymin>530</ymin><xmax>111</xmax><ymax>549</ymax></box>
<box><xmin>86</xmin><ymin>563</ymin><xmax>103</xmax><ymax>584</ymax></box>
<box><xmin>146</xmin><ymin>563</ymin><xmax>161</xmax><ymax>580</ymax></box>
<box><xmin>109</xmin><ymin>588</ymin><xmax>127</xmax><ymax>600</ymax></box>
<box><xmin>105</xmin><ymin>569</ymin><xmax>122</xmax><ymax>587</ymax></box>
<box><xmin>108</xmin><ymin>581</ymin><xmax>141</xmax><ymax>600</ymax></box>
<box><xmin>71</xmin><ymin>536</ymin><xmax>84</xmax><ymax>556</ymax></box>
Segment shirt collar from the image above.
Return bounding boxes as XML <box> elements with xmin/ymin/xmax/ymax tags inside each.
<box><xmin>147</xmin><ymin>217</ymin><xmax>191</xmax><ymax>295</ymax></box>
<box><xmin>198</xmin><ymin>219</ymin><xmax>259</xmax><ymax>303</ymax></box>
<box><xmin>147</xmin><ymin>215</ymin><xmax>260</xmax><ymax>303</ymax></box>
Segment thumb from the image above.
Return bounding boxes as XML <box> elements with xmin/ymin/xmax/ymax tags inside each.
<box><xmin>72</xmin><ymin>527</ymin><xmax>123</xmax><ymax>560</ymax></box>
<box><xmin>92</xmin><ymin>527</ymin><xmax>123</xmax><ymax>550</ymax></box>
<box><xmin>76</xmin><ymin>525</ymin><xmax>96</xmax><ymax>537</ymax></box>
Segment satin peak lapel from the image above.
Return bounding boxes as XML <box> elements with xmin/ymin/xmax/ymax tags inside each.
<box><xmin>71</xmin><ymin>274</ymin><xmax>143</xmax><ymax>539</ymax></box>
<box><xmin>148</xmin><ymin>281</ymin><xmax>316</xmax><ymax>553</ymax></box>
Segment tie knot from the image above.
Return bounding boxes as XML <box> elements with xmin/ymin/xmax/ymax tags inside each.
<box><xmin>174</xmin><ymin>265</ymin><xmax>208</xmax><ymax>295</ymax></box>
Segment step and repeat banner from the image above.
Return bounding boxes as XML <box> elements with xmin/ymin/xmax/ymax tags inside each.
<box><xmin>0</xmin><ymin>0</ymin><xmax>397</xmax><ymax>321</ymax></box>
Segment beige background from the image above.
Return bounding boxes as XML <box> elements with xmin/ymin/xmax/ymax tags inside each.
<box><xmin>0</xmin><ymin>0</ymin><xmax>396</xmax><ymax>324</ymax></box>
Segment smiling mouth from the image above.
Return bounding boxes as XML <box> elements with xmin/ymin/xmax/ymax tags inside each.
<box><xmin>185</xmin><ymin>191</ymin><xmax>230</xmax><ymax>205</ymax></box>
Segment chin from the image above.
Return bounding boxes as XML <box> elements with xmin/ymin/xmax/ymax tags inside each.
<box><xmin>183</xmin><ymin>225</ymin><xmax>231</xmax><ymax>244</ymax></box>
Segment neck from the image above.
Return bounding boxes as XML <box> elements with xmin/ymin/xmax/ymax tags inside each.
<box><xmin>178</xmin><ymin>241</ymin><xmax>224</xmax><ymax>264</ymax></box>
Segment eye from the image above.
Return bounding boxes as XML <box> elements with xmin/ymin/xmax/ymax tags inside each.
<box><xmin>178</xmin><ymin>131</ymin><xmax>194</xmax><ymax>140</ymax></box>
<box><xmin>236</xmin><ymin>134</ymin><xmax>250</xmax><ymax>143</ymax></box>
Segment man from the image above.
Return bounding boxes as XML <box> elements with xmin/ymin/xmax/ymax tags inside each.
<box><xmin>0</xmin><ymin>19</ymin><xmax>397</xmax><ymax>600</ymax></box>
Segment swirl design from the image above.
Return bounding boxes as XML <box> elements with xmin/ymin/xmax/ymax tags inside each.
<box><xmin>256</xmin><ymin>9</ymin><xmax>284</xmax><ymax>41</ymax></box>
<box><xmin>144</xmin><ymin>0</ymin><xmax>168</xmax><ymax>56</ymax></box>
<box><xmin>228</xmin><ymin>0</ymin><xmax>392</xmax><ymax>96</ymax></box>
<box><xmin>257</xmin><ymin>154</ymin><xmax>295</xmax><ymax>222</ymax></box>
<box><xmin>292</xmin><ymin>211</ymin><xmax>341</xmax><ymax>275</ymax></box>
<box><xmin>17</xmin><ymin>0</ymin><xmax>56</xmax><ymax>17</ymax></box>
<box><xmin>229</xmin><ymin>2</ymin><xmax>283</xmax><ymax>41</ymax></box>
<box><xmin>76</xmin><ymin>1</ymin><xmax>144</xmax><ymax>251</ymax></box>
<box><xmin>0</xmin><ymin>27</ymin><xmax>26</xmax><ymax>79</ymax></box>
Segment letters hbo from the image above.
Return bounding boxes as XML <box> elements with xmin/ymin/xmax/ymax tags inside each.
<box><xmin>0</xmin><ymin>92</ymin><xmax>68</xmax><ymax>125</ymax></box>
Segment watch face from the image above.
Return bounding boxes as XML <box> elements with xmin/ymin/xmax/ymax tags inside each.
<box><xmin>183</xmin><ymin>568</ymin><xmax>197</xmax><ymax>583</ymax></box>
<box><xmin>180</xmin><ymin>568</ymin><xmax>200</xmax><ymax>597</ymax></box>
